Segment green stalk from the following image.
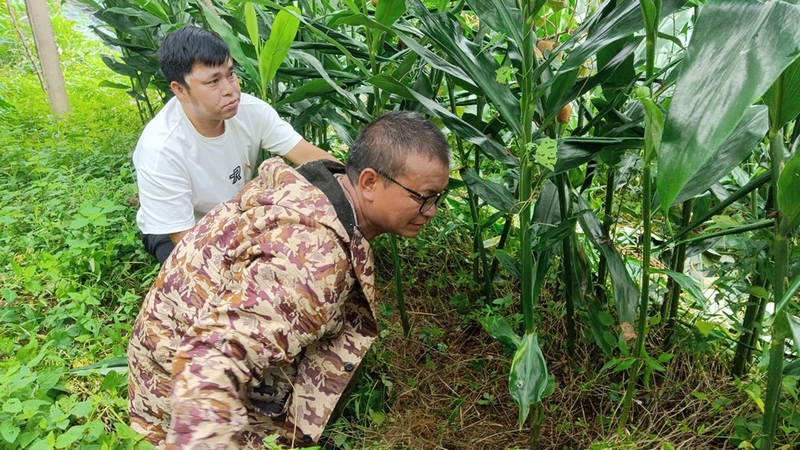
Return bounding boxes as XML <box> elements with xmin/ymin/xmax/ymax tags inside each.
<box><xmin>731</xmin><ymin>273</ymin><xmax>767</xmax><ymax>378</ymax></box>
<box><xmin>529</xmin><ymin>403</ymin><xmax>544</xmax><ymax>450</ymax></box>
<box><xmin>518</xmin><ymin>1</ymin><xmax>547</xmax><ymax>446</ymax></box>
<box><xmin>619</xmin><ymin>143</ymin><xmax>653</xmax><ymax>429</ymax></box>
<box><xmin>595</xmin><ymin>168</ymin><xmax>616</xmax><ymax>304</ymax></box>
<box><xmin>446</xmin><ymin>78</ymin><xmax>490</xmax><ymax>297</ymax></box>
<box><xmin>557</xmin><ymin>174</ymin><xmax>576</xmax><ymax>357</ymax></box>
<box><xmin>487</xmin><ymin>215</ymin><xmax>513</xmax><ymax>288</ymax></box>
<box><xmin>761</xmin><ymin>129</ymin><xmax>789</xmax><ymax>450</ymax></box>
<box><xmin>619</xmin><ymin>0</ymin><xmax>661</xmax><ymax>412</ymax></box>
<box><xmin>663</xmin><ymin>198</ymin><xmax>692</xmax><ymax>346</ymax></box>
<box><xmin>519</xmin><ymin>0</ymin><xmax>543</xmax><ymax>333</ymax></box>
<box><xmin>390</xmin><ymin>235</ymin><xmax>411</xmax><ymax>337</ymax></box>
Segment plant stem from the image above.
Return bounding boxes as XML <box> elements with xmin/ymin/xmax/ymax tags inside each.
<box><xmin>487</xmin><ymin>215</ymin><xmax>513</xmax><ymax>289</ymax></box>
<box><xmin>519</xmin><ymin>0</ymin><xmax>538</xmax><ymax>334</ymax></box>
<box><xmin>557</xmin><ymin>174</ymin><xmax>576</xmax><ymax>357</ymax></box>
<box><xmin>447</xmin><ymin>78</ymin><xmax>490</xmax><ymax>298</ymax></box>
<box><xmin>731</xmin><ymin>273</ymin><xmax>766</xmax><ymax>378</ymax></box>
<box><xmin>595</xmin><ymin>168</ymin><xmax>616</xmax><ymax>304</ymax></box>
<box><xmin>390</xmin><ymin>235</ymin><xmax>410</xmax><ymax>337</ymax></box>
<box><xmin>619</xmin><ymin>146</ymin><xmax>652</xmax><ymax>429</ymax></box>
<box><xmin>761</xmin><ymin>128</ymin><xmax>789</xmax><ymax>450</ymax></box>
<box><xmin>663</xmin><ymin>198</ymin><xmax>691</xmax><ymax>346</ymax></box>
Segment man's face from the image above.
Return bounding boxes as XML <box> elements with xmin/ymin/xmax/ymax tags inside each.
<box><xmin>173</xmin><ymin>58</ymin><xmax>241</xmax><ymax>126</ymax></box>
<box><xmin>368</xmin><ymin>153</ymin><xmax>450</xmax><ymax>239</ymax></box>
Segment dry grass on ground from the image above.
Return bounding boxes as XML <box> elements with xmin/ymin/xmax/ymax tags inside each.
<box><xmin>327</xmin><ymin>283</ymin><xmax>758</xmax><ymax>450</ymax></box>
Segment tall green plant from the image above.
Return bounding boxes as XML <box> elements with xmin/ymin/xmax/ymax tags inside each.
<box><xmin>656</xmin><ymin>1</ymin><xmax>800</xmax><ymax>447</ymax></box>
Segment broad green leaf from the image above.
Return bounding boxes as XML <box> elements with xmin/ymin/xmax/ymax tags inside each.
<box><xmin>553</xmin><ymin>137</ymin><xmax>644</xmax><ymax>174</ymax></box>
<box><xmin>332</xmin><ymin>13</ymin><xmax>393</xmax><ymax>34</ymax></box>
<box><xmin>278</xmin><ymin>79</ymin><xmax>337</xmax><ymax>106</ymax></box>
<box><xmin>35</xmin><ymin>369</ymin><xmax>62</xmax><ymax>391</ymax></box>
<box><xmin>114</xmin><ymin>422</ymin><xmax>140</xmax><ymax>440</ymax></box>
<box><xmin>368</xmin><ymin>75</ymin><xmax>517</xmax><ymax>165</ymax></box>
<box><xmin>749</xmin><ymin>286</ymin><xmax>770</xmax><ymax>300</ymax></box>
<box><xmin>0</xmin><ymin>421</ymin><xmax>19</xmax><ymax>444</ymax></box>
<box><xmin>260</xmin><ymin>7</ymin><xmax>301</xmax><ymax>95</ymax></box>
<box><xmin>98</xmin><ymin>80</ymin><xmax>131</xmax><ymax>90</ymax></box>
<box><xmin>566</xmin><ymin>230</ymin><xmax>590</xmax><ymax>314</ymax></box>
<box><xmin>694</xmin><ymin>320</ymin><xmax>719</xmax><ymax>337</ymax></box>
<box><xmin>3</xmin><ymin>398</ymin><xmax>22</xmax><ymax>414</ymax></box>
<box><xmin>69</xmin><ymin>401</ymin><xmax>94</xmax><ymax>418</ymax></box>
<box><xmin>464</xmin><ymin>0</ymin><xmax>523</xmax><ymax>45</ymax></box>
<box><xmin>672</xmin><ymin>106</ymin><xmax>768</xmax><ymax>205</ymax></box>
<box><xmin>597</xmin><ymin>35</ymin><xmax>636</xmax><ymax>92</ymax></box>
<box><xmin>557</xmin><ymin>0</ymin><xmax>687</xmax><ymax>74</ymax></box>
<box><xmin>784</xmin><ymin>359</ymin><xmax>800</xmax><ymax>376</ymax></box>
<box><xmin>55</xmin><ymin>426</ymin><xmax>84</xmax><ymax>449</ymax></box>
<box><xmin>763</xmin><ymin>56</ymin><xmax>800</xmax><ymax>130</ymax></box>
<box><xmin>638</xmin><ymin>87</ymin><xmax>663</xmax><ymax>164</ymax></box>
<box><xmin>530</xmin><ymin>182</ymin><xmax>561</xmax><ymax>312</ymax></box>
<box><xmin>652</xmin><ymin>268</ymin><xmax>708</xmax><ymax>309</ymax></box>
<box><xmin>290</xmin><ymin>50</ymin><xmax>369</xmax><ymax>117</ymax></box>
<box><xmin>533</xmin><ymin>218</ymin><xmax>577</xmax><ymax>252</ymax></box>
<box><xmin>495</xmin><ymin>249</ymin><xmax>521</xmax><ymax>280</ymax></box>
<box><xmin>533</xmin><ymin>138</ymin><xmax>557</xmax><ymax>171</ymax></box>
<box><xmin>406</xmin><ymin>0</ymin><xmax>521</xmax><ymax>134</ymax></box>
<box><xmin>586</xmin><ymin>298</ymin><xmax>614</xmax><ymax>355</ymax></box>
<box><xmin>778</xmin><ymin>151</ymin><xmax>800</xmax><ymax>229</ymax></box>
<box><xmin>130</xmin><ymin>0</ymin><xmax>168</xmax><ymax>22</ymax></box>
<box><xmin>390</xmin><ymin>28</ymin><xmax>478</xmax><ymax>93</ymax></box>
<box><xmin>478</xmin><ymin>314</ymin><xmax>522</xmax><ymax>349</ymax></box>
<box><xmin>245</xmin><ymin>3</ymin><xmax>260</xmax><ymax>57</ymax></box>
<box><xmin>576</xmin><ymin>194</ymin><xmax>638</xmax><ymax>324</ymax></box>
<box><xmin>28</xmin><ymin>432</ymin><xmax>55</xmax><ymax>450</ymax></box>
<box><xmin>100</xmin><ymin>55</ymin><xmax>139</xmax><ymax>79</ymax></box>
<box><xmin>509</xmin><ymin>333</ymin><xmax>549</xmax><ymax>428</ymax></box>
<box><xmin>546</xmin><ymin>38</ymin><xmax>642</xmax><ymax>118</ymax></box>
<box><xmin>374</xmin><ymin>0</ymin><xmax>406</xmax><ymax>28</ymax></box>
<box><xmin>658</xmin><ymin>0</ymin><xmax>800</xmax><ymax>212</ymax></box>
<box><xmin>202</xmin><ymin>9</ymin><xmax>260</xmax><ymax>91</ymax></box>
<box><xmin>460</xmin><ymin>168</ymin><xmax>519</xmax><ymax>213</ymax></box>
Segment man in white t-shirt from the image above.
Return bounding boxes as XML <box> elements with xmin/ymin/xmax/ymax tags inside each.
<box><xmin>134</xmin><ymin>26</ymin><xmax>337</xmax><ymax>262</ymax></box>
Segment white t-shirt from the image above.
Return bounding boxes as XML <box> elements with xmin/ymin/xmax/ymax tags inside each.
<box><xmin>133</xmin><ymin>93</ymin><xmax>302</xmax><ymax>235</ymax></box>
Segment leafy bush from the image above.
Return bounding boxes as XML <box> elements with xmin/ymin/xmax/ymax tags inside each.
<box><xmin>0</xmin><ymin>2</ymin><xmax>156</xmax><ymax>448</ymax></box>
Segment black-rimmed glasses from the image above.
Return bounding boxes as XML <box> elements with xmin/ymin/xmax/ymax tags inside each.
<box><xmin>374</xmin><ymin>169</ymin><xmax>448</xmax><ymax>213</ymax></box>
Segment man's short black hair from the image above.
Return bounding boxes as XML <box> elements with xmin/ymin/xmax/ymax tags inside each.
<box><xmin>159</xmin><ymin>26</ymin><xmax>231</xmax><ymax>87</ymax></box>
<box><xmin>346</xmin><ymin>111</ymin><xmax>452</xmax><ymax>184</ymax></box>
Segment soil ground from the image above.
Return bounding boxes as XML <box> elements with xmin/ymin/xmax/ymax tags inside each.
<box><xmin>322</xmin><ymin>247</ymin><xmax>761</xmax><ymax>450</ymax></box>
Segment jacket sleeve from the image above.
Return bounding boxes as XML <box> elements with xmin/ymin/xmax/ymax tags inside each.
<box><xmin>164</xmin><ymin>227</ymin><xmax>349</xmax><ymax>448</ymax></box>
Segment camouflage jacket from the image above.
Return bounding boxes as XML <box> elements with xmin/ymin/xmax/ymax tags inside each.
<box><xmin>127</xmin><ymin>158</ymin><xmax>377</xmax><ymax>449</ymax></box>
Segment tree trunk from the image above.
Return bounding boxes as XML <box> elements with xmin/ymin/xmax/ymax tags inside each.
<box><xmin>24</xmin><ymin>0</ymin><xmax>70</xmax><ymax>114</ymax></box>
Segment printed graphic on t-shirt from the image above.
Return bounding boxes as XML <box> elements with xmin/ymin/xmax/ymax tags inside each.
<box><xmin>229</xmin><ymin>166</ymin><xmax>242</xmax><ymax>184</ymax></box>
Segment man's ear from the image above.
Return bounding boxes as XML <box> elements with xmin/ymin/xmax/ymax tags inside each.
<box><xmin>170</xmin><ymin>81</ymin><xmax>188</xmax><ymax>102</ymax></box>
<box><xmin>358</xmin><ymin>168</ymin><xmax>380</xmax><ymax>202</ymax></box>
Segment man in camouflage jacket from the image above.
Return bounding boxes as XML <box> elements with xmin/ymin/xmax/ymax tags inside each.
<box><xmin>128</xmin><ymin>111</ymin><xmax>452</xmax><ymax>448</ymax></box>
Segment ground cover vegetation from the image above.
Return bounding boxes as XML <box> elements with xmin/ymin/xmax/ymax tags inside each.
<box><xmin>1</xmin><ymin>0</ymin><xmax>799</xmax><ymax>448</ymax></box>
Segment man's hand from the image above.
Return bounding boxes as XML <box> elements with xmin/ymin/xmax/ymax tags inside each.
<box><xmin>169</xmin><ymin>230</ymin><xmax>190</xmax><ymax>245</ymax></box>
<box><xmin>283</xmin><ymin>139</ymin><xmax>339</xmax><ymax>165</ymax></box>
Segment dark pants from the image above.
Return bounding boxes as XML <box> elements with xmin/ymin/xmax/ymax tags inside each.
<box><xmin>141</xmin><ymin>233</ymin><xmax>175</xmax><ymax>263</ymax></box>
